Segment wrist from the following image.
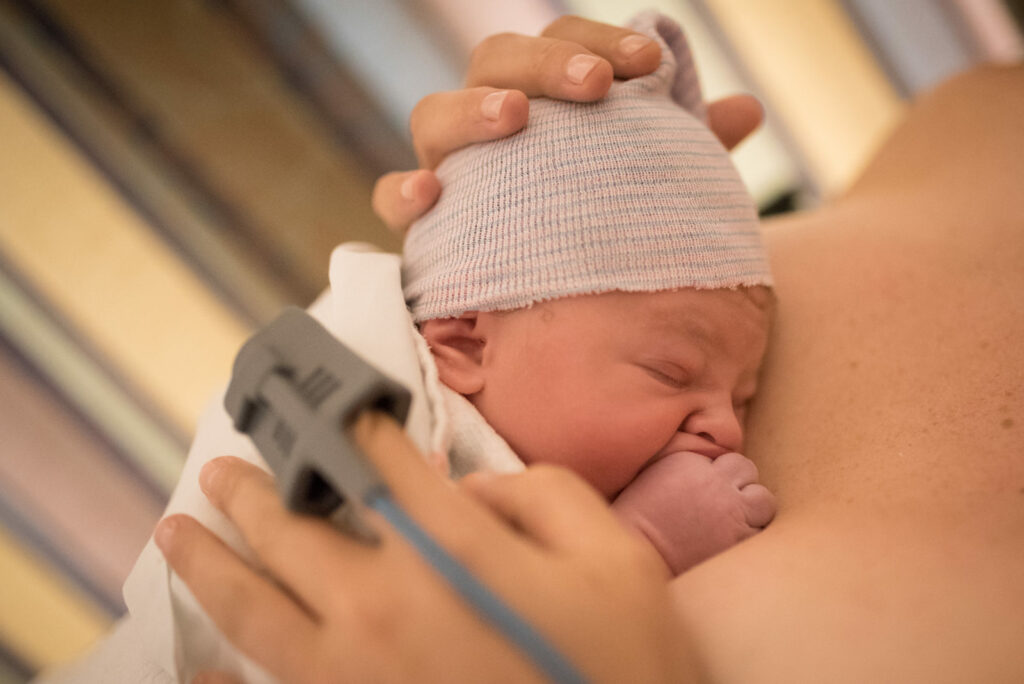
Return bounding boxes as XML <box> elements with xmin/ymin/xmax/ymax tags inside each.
<box><xmin>611</xmin><ymin>500</ymin><xmax>674</xmax><ymax>580</ymax></box>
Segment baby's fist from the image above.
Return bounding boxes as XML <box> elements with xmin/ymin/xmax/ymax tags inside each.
<box><xmin>611</xmin><ymin>451</ymin><xmax>775</xmax><ymax>575</ymax></box>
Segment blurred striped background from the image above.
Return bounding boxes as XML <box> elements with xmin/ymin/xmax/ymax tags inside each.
<box><xmin>0</xmin><ymin>0</ymin><xmax>1021</xmax><ymax>680</ymax></box>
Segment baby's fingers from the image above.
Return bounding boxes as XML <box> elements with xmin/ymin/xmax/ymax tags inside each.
<box><xmin>713</xmin><ymin>452</ymin><xmax>760</xmax><ymax>488</ymax></box>
<box><xmin>740</xmin><ymin>483</ymin><xmax>777</xmax><ymax>528</ymax></box>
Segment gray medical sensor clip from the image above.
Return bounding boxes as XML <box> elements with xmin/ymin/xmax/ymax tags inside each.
<box><xmin>223</xmin><ymin>306</ymin><xmax>411</xmax><ymax>544</ymax></box>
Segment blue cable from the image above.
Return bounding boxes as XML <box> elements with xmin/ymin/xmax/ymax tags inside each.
<box><xmin>366</xmin><ymin>491</ymin><xmax>588</xmax><ymax>684</ymax></box>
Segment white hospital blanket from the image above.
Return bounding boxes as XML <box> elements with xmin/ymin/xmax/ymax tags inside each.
<box><xmin>40</xmin><ymin>244</ymin><xmax>523</xmax><ymax>683</ymax></box>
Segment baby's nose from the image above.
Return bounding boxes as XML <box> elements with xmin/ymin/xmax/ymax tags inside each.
<box><xmin>681</xmin><ymin>402</ymin><xmax>744</xmax><ymax>453</ymax></box>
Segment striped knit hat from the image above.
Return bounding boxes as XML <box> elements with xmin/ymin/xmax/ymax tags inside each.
<box><xmin>402</xmin><ymin>11</ymin><xmax>771</xmax><ymax>323</ymax></box>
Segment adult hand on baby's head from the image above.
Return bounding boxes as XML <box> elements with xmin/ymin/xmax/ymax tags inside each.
<box><xmin>612</xmin><ymin>451</ymin><xmax>776</xmax><ymax>576</ymax></box>
<box><xmin>372</xmin><ymin>15</ymin><xmax>764</xmax><ymax>233</ymax></box>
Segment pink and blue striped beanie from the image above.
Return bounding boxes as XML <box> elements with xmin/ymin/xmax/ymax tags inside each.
<box><xmin>402</xmin><ymin>11</ymin><xmax>772</xmax><ymax>323</ymax></box>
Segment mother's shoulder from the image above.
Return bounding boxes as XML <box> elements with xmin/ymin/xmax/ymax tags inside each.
<box><xmin>750</xmin><ymin>65</ymin><xmax>1022</xmax><ymax>524</ymax></box>
<box><xmin>764</xmin><ymin>64</ymin><xmax>1024</xmax><ymax>281</ymax></box>
<box><xmin>841</xmin><ymin>64</ymin><xmax>1024</xmax><ymax>243</ymax></box>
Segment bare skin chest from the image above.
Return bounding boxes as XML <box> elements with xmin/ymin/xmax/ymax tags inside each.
<box><xmin>670</xmin><ymin>66</ymin><xmax>1024</xmax><ymax>682</ymax></box>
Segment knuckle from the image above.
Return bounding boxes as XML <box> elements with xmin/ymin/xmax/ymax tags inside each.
<box><xmin>408</xmin><ymin>106</ymin><xmax>422</xmax><ymax>137</ymax></box>
<box><xmin>371</xmin><ymin>171</ymin><xmax>399</xmax><ymax>204</ymax></box>
<box><xmin>536</xmin><ymin>38</ymin><xmax>570</xmax><ymax>70</ymax></box>
<box><xmin>413</xmin><ymin>142</ymin><xmax>434</xmax><ymax>171</ymax></box>
<box><xmin>409</xmin><ymin>93</ymin><xmax>454</xmax><ymax>161</ymax></box>
<box><xmin>370</xmin><ymin>178</ymin><xmax>391</xmax><ymax>222</ymax></box>
<box><xmin>409</xmin><ymin>94</ymin><xmax>433</xmax><ymax>130</ymax></box>
<box><xmin>468</xmin><ymin>32</ymin><xmax>515</xmax><ymax>71</ymax></box>
<box><xmin>370</xmin><ymin>174</ymin><xmax>386</xmax><ymax>202</ymax></box>
<box><xmin>408</xmin><ymin>96</ymin><xmax>434</xmax><ymax>142</ymax></box>
<box><xmin>541</xmin><ymin>14</ymin><xmax>578</xmax><ymax>37</ymax></box>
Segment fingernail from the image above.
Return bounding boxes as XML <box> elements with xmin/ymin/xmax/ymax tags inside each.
<box><xmin>619</xmin><ymin>34</ymin><xmax>652</xmax><ymax>57</ymax></box>
<box><xmin>400</xmin><ymin>174</ymin><xmax>417</xmax><ymax>201</ymax></box>
<box><xmin>154</xmin><ymin>517</ymin><xmax>177</xmax><ymax>551</ymax></box>
<box><xmin>566</xmin><ymin>54</ymin><xmax>601</xmax><ymax>85</ymax></box>
<box><xmin>480</xmin><ymin>90</ymin><xmax>508</xmax><ymax>121</ymax></box>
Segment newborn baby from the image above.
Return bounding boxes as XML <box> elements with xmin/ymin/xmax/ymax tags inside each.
<box><xmin>403</xmin><ymin>11</ymin><xmax>775</xmax><ymax>575</ymax></box>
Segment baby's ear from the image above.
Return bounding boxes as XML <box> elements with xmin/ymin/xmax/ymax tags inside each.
<box><xmin>419</xmin><ymin>314</ymin><xmax>485</xmax><ymax>395</ymax></box>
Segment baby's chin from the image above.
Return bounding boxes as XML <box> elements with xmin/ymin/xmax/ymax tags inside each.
<box><xmin>499</xmin><ymin>440</ymin><xmax>628</xmax><ymax>501</ymax></box>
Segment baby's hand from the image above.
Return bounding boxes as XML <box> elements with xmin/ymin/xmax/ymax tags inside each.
<box><xmin>611</xmin><ymin>451</ymin><xmax>776</xmax><ymax>576</ymax></box>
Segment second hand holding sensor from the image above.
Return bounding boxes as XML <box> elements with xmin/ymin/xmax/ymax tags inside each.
<box><xmin>223</xmin><ymin>307</ymin><xmax>587</xmax><ymax>684</ymax></box>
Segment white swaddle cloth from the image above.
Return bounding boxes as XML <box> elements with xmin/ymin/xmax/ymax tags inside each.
<box><xmin>42</xmin><ymin>244</ymin><xmax>523</xmax><ymax>683</ymax></box>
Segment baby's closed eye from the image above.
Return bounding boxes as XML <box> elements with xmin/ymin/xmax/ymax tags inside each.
<box><xmin>637</xmin><ymin>360</ymin><xmax>692</xmax><ymax>389</ymax></box>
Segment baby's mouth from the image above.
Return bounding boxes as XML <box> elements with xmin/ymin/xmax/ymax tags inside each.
<box><xmin>654</xmin><ymin>432</ymin><xmax>730</xmax><ymax>461</ymax></box>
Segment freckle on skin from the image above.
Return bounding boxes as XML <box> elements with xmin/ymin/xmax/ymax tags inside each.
<box><xmin>979</xmin><ymin>340</ymin><xmax>990</xmax><ymax>349</ymax></box>
<box><xmin>1001</xmin><ymin>418</ymin><xmax>1014</xmax><ymax>429</ymax></box>
<box><xmin>848</xmin><ymin>360</ymin><xmax>859</xmax><ymax>370</ymax></box>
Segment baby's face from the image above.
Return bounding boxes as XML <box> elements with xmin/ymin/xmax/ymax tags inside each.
<box><xmin>471</xmin><ymin>288</ymin><xmax>771</xmax><ymax>498</ymax></box>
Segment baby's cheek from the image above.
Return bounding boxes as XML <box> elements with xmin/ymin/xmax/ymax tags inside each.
<box><xmin>562</xmin><ymin>420</ymin><xmax>675</xmax><ymax>499</ymax></box>
<box><xmin>606</xmin><ymin>408</ymin><xmax>685</xmax><ymax>492</ymax></box>
<box><xmin>513</xmin><ymin>429</ymin><xmax>634</xmax><ymax>499</ymax></box>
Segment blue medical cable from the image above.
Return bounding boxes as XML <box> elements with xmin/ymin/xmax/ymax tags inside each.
<box><xmin>366</xmin><ymin>489</ymin><xmax>589</xmax><ymax>684</ymax></box>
